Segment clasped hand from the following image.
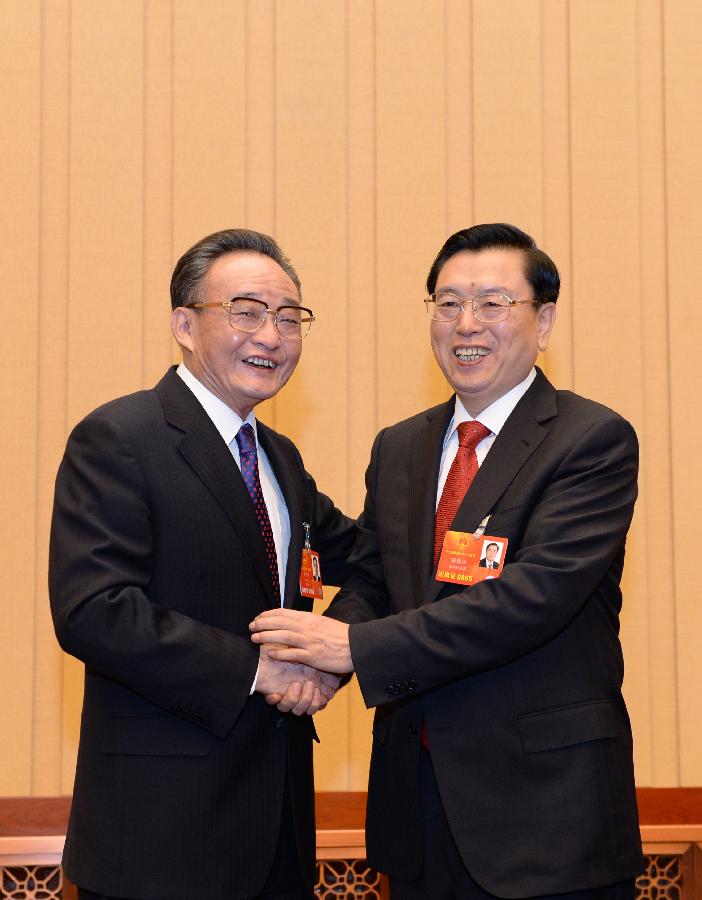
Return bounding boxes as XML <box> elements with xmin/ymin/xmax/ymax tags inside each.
<box><xmin>251</xmin><ymin>610</ymin><xmax>354</xmax><ymax>714</ymax></box>
<box><xmin>255</xmin><ymin>643</ymin><xmax>340</xmax><ymax>716</ymax></box>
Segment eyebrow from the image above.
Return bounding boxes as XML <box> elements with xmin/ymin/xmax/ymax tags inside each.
<box><xmin>436</xmin><ymin>285</ymin><xmax>512</xmax><ymax>296</ymax></box>
<box><xmin>230</xmin><ymin>292</ymin><xmax>302</xmax><ymax>307</ymax></box>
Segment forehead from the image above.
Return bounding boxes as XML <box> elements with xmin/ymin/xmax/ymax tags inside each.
<box><xmin>204</xmin><ymin>251</ymin><xmax>300</xmax><ymax>301</ymax></box>
<box><xmin>435</xmin><ymin>247</ymin><xmax>531</xmax><ymax>296</ymax></box>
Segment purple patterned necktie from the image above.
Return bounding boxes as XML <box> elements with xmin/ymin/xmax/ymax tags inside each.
<box><xmin>235</xmin><ymin>423</ymin><xmax>281</xmax><ymax>604</ymax></box>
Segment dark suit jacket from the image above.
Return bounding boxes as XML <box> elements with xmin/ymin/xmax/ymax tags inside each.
<box><xmin>327</xmin><ymin>369</ymin><xmax>644</xmax><ymax>897</ymax></box>
<box><xmin>478</xmin><ymin>558</ymin><xmax>498</xmax><ymax>568</ymax></box>
<box><xmin>49</xmin><ymin>367</ymin><xmax>355</xmax><ymax>900</ymax></box>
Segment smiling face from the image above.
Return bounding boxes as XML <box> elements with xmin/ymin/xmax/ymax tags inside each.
<box><xmin>171</xmin><ymin>251</ymin><xmax>303</xmax><ymax>418</ymax></box>
<box><xmin>430</xmin><ymin>248</ymin><xmax>557</xmax><ymax>416</ymax></box>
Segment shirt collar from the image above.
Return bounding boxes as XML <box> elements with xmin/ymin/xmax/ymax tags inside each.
<box><xmin>443</xmin><ymin>367</ymin><xmax>537</xmax><ymax>448</ymax></box>
<box><xmin>176</xmin><ymin>362</ymin><xmax>256</xmax><ymax>445</ymax></box>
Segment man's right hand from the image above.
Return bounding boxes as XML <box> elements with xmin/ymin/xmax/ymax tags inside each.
<box><xmin>255</xmin><ymin>644</ymin><xmax>340</xmax><ymax>715</ymax></box>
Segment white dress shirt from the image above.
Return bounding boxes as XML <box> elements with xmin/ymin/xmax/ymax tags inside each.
<box><xmin>436</xmin><ymin>368</ymin><xmax>537</xmax><ymax>509</ymax></box>
<box><xmin>176</xmin><ymin>363</ymin><xmax>290</xmax><ymax>598</ymax></box>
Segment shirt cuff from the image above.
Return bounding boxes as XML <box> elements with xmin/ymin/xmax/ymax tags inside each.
<box><xmin>250</xmin><ymin>657</ymin><xmax>260</xmax><ymax>695</ymax></box>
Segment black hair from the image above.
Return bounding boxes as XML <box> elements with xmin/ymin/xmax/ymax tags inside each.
<box><xmin>426</xmin><ymin>223</ymin><xmax>559</xmax><ymax>304</ymax></box>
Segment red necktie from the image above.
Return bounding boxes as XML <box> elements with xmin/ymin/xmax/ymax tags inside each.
<box><xmin>235</xmin><ymin>424</ymin><xmax>281</xmax><ymax>604</ymax></box>
<box><xmin>423</xmin><ymin>420</ymin><xmax>490</xmax><ymax>752</ymax></box>
<box><xmin>433</xmin><ymin>420</ymin><xmax>491</xmax><ymax>566</ymax></box>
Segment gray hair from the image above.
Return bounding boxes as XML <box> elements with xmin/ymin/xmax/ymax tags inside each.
<box><xmin>170</xmin><ymin>228</ymin><xmax>301</xmax><ymax>310</ymax></box>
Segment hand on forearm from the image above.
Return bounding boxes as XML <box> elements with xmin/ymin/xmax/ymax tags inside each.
<box><xmin>250</xmin><ymin>610</ymin><xmax>354</xmax><ymax>674</ymax></box>
<box><xmin>255</xmin><ymin>644</ymin><xmax>340</xmax><ymax>715</ymax></box>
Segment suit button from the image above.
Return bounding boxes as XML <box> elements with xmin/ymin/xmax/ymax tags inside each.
<box><xmin>408</xmin><ymin>722</ymin><xmax>419</xmax><ymax>736</ymax></box>
<box><xmin>407</xmin><ymin>679</ymin><xmax>417</xmax><ymax>691</ymax></box>
<box><xmin>385</xmin><ymin>685</ymin><xmax>396</xmax><ymax>697</ymax></box>
<box><xmin>275</xmin><ymin>717</ymin><xmax>285</xmax><ymax>729</ymax></box>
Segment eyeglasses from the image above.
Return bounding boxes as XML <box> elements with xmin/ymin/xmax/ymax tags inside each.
<box><xmin>188</xmin><ymin>298</ymin><xmax>315</xmax><ymax>340</ymax></box>
<box><xmin>425</xmin><ymin>292</ymin><xmax>538</xmax><ymax>324</ymax></box>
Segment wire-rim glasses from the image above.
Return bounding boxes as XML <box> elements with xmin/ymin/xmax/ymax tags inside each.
<box><xmin>188</xmin><ymin>298</ymin><xmax>315</xmax><ymax>340</ymax></box>
<box><xmin>425</xmin><ymin>291</ymin><xmax>539</xmax><ymax>324</ymax></box>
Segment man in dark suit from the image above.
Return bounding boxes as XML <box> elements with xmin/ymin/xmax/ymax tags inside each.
<box><xmin>251</xmin><ymin>224</ymin><xmax>644</xmax><ymax>899</ymax></box>
<box><xmin>49</xmin><ymin>229</ymin><xmax>355</xmax><ymax>900</ymax></box>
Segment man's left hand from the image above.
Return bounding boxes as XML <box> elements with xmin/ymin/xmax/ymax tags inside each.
<box><xmin>250</xmin><ymin>609</ymin><xmax>354</xmax><ymax>674</ymax></box>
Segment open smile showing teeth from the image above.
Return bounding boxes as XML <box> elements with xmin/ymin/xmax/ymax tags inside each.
<box><xmin>455</xmin><ymin>347</ymin><xmax>490</xmax><ymax>362</ymax></box>
<box><xmin>245</xmin><ymin>356</ymin><xmax>277</xmax><ymax>369</ymax></box>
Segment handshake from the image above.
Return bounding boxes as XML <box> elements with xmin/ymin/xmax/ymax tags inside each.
<box><xmin>249</xmin><ymin>609</ymin><xmax>354</xmax><ymax>717</ymax></box>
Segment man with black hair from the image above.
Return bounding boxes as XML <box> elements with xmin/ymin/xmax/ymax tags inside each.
<box><xmin>252</xmin><ymin>224</ymin><xmax>644</xmax><ymax>899</ymax></box>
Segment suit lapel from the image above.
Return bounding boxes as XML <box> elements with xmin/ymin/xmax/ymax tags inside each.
<box><xmin>257</xmin><ymin>424</ymin><xmax>305</xmax><ymax>608</ymax></box>
<box><xmin>408</xmin><ymin>400</ymin><xmax>454</xmax><ymax>606</ymax></box>
<box><xmin>156</xmin><ymin>368</ymin><xmax>277</xmax><ymax>604</ymax></box>
<box><xmin>423</xmin><ymin>370</ymin><xmax>558</xmax><ymax>604</ymax></box>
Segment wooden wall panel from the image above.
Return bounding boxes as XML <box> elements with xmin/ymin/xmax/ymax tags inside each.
<box><xmin>345</xmin><ymin>0</ymin><xmax>377</xmax><ymax>516</ymax></box>
<box><xmin>2</xmin><ymin>0</ymin><xmax>701</xmax><ymax>797</ymax></box>
<box><xmin>244</xmin><ymin>0</ymin><xmax>275</xmax><ymax>237</ymax></box>
<box><xmin>445</xmin><ymin>0</ymin><xmax>474</xmax><ymax>236</ymax></box>
<box><xmin>635</xmin><ymin>0</ymin><xmax>678</xmax><ymax>786</ymax></box>
<box><xmin>142</xmin><ymin>0</ymin><xmax>176</xmax><ymax>388</ymax></box>
<box><xmin>343</xmin><ymin>0</ymin><xmax>379</xmax><ymax>791</ymax></box>
<box><xmin>540</xmin><ymin>0</ymin><xmax>573</xmax><ymax>389</ymax></box>
<box><xmin>569</xmin><ymin>0</ymin><xmax>643</xmax><ymax>418</ymax></box>
<box><xmin>172</xmin><ymin>0</ymin><xmax>247</xmax><ymax>256</ymax></box>
<box><xmin>62</xmin><ymin>0</ymin><xmax>147</xmax><ymax>792</ymax></box>
<box><xmin>664</xmin><ymin>0</ymin><xmax>702</xmax><ymax>786</ymax></box>
<box><xmin>569</xmin><ymin>0</ymin><xmax>651</xmax><ymax>784</ymax></box>
<box><xmin>273</xmin><ymin>0</ymin><xmax>348</xmax><ymax>494</ymax></box>
<box><xmin>66</xmin><ymin>0</ymin><xmax>145</xmax><ymax>422</ymax></box>
<box><xmin>472</xmin><ymin>0</ymin><xmax>544</xmax><ymax>233</ymax></box>
<box><xmin>273</xmin><ymin>0</ymin><xmax>352</xmax><ymax>789</ymax></box>
<box><xmin>0</xmin><ymin>0</ymin><xmax>41</xmax><ymax>795</ymax></box>
<box><xmin>32</xmin><ymin>0</ymin><xmax>71</xmax><ymax>796</ymax></box>
<box><xmin>375</xmin><ymin>1</ymin><xmax>449</xmax><ymax>429</ymax></box>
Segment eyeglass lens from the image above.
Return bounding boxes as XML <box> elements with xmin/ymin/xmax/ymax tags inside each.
<box><xmin>430</xmin><ymin>293</ymin><xmax>512</xmax><ymax>323</ymax></box>
<box><xmin>228</xmin><ymin>298</ymin><xmax>311</xmax><ymax>338</ymax></box>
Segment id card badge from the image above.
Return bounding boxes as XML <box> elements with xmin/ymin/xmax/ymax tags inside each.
<box><xmin>435</xmin><ymin>530</ymin><xmax>508</xmax><ymax>586</ymax></box>
<box><xmin>299</xmin><ymin>523</ymin><xmax>324</xmax><ymax>599</ymax></box>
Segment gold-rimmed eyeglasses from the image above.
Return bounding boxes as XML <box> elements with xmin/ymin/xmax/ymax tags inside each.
<box><xmin>425</xmin><ymin>292</ymin><xmax>539</xmax><ymax>324</ymax></box>
<box><xmin>188</xmin><ymin>297</ymin><xmax>315</xmax><ymax>340</ymax></box>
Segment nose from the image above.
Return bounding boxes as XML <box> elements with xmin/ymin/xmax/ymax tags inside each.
<box><xmin>455</xmin><ymin>300</ymin><xmax>483</xmax><ymax>335</ymax></box>
<box><xmin>253</xmin><ymin>310</ymin><xmax>281</xmax><ymax>346</ymax></box>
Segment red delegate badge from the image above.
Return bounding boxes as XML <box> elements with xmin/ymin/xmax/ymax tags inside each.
<box><xmin>299</xmin><ymin>547</ymin><xmax>323</xmax><ymax>599</ymax></box>
<box><xmin>435</xmin><ymin>531</ymin><xmax>508</xmax><ymax>585</ymax></box>
<box><xmin>299</xmin><ymin>522</ymin><xmax>324</xmax><ymax>599</ymax></box>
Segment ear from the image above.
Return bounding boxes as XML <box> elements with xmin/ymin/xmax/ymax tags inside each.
<box><xmin>536</xmin><ymin>302</ymin><xmax>557</xmax><ymax>352</ymax></box>
<box><xmin>171</xmin><ymin>307</ymin><xmax>196</xmax><ymax>353</ymax></box>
